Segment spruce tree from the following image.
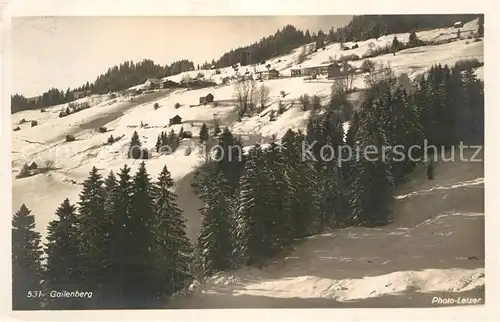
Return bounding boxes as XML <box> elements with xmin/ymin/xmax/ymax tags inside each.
<box><xmin>168</xmin><ymin>129</ymin><xmax>178</xmax><ymax>152</ymax></box>
<box><xmin>127</xmin><ymin>162</ymin><xmax>160</xmax><ymax>308</ymax></box>
<box><xmin>129</xmin><ymin>131</ymin><xmax>142</xmax><ymax>159</ymax></box>
<box><xmin>213</xmin><ymin>128</ymin><xmax>245</xmax><ymax>193</ymax></box>
<box><xmin>44</xmin><ymin>199</ymin><xmax>82</xmax><ymax>309</ymax></box>
<box><xmin>153</xmin><ymin>165</ymin><xmax>193</xmax><ymax>297</ymax></box>
<box><xmin>234</xmin><ymin>144</ymin><xmax>273</xmax><ymax>266</ymax></box>
<box><xmin>197</xmin><ymin>163</ymin><xmax>235</xmax><ymax>275</ymax></box>
<box><xmin>155</xmin><ymin>134</ymin><xmax>162</xmax><ymax>152</ymax></box>
<box><xmin>264</xmin><ymin>136</ymin><xmax>294</xmax><ymax>251</ymax></box>
<box><xmin>76</xmin><ymin>167</ymin><xmax>106</xmax><ymax>304</ymax></box>
<box><xmin>213</xmin><ymin>122</ymin><xmax>221</xmax><ymax>137</ymax></box>
<box><xmin>284</xmin><ymin>130</ymin><xmax>318</xmax><ymax>238</ymax></box>
<box><xmin>12</xmin><ymin>204</ymin><xmax>43</xmax><ymax>310</ymax></box>
<box><xmin>178</xmin><ymin>126</ymin><xmax>184</xmax><ymax>139</ymax></box>
<box><xmin>350</xmin><ymin>102</ymin><xmax>394</xmax><ymax>226</ymax></box>
<box><xmin>103</xmin><ymin>166</ymin><xmax>134</xmax><ymax>308</ymax></box>
<box><xmin>199</xmin><ymin>123</ymin><xmax>209</xmax><ymax>143</ymax></box>
<box><xmin>392</xmin><ymin>87</ymin><xmax>423</xmax><ymax>184</ymax></box>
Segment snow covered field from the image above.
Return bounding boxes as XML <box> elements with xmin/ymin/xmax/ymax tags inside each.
<box><xmin>11</xmin><ymin>18</ymin><xmax>484</xmax><ymax>307</ymax></box>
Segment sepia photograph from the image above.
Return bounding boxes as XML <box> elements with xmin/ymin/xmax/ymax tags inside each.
<box><xmin>6</xmin><ymin>4</ymin><xmax>493</xmax><ymax>316</ymax></box>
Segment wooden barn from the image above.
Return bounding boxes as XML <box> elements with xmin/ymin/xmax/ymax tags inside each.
<box><xmin>199</xmin><ymin>93</ymin><xmax>214</xmax><ymax>105</ymax></box>
<box><xmin>169</xmin><ymin>115</ymin><xmax>182</xmax><ymax>126</ymax></box>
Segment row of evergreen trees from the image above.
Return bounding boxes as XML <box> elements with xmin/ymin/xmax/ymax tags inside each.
<box><xmin>196</xmin><ymin>62</ymin><xmax>484</xmax><ymax>273</ymax></box>
<box><xmin>11</xmin><ymin>88</ymin><xmax>77</xmax><ymax>114</ymax></box>
<box><xmin>12</xmin><ymin>59</ymin><xmax>195</xmax><ymax>114</ymax></box>
<box><xmin>199</xmin><ymin>25</ymin><xmax>323</xmax><ymax>69</ymax></box>
<box><xmin>330</xmin><ymin>14</ymin><xmax>480</xmax><ymax>43</ymax></box>
<box><xmin>12</xmin><ymin>164</ymin><xmax>193</xmax><ymax>310</ymax></box>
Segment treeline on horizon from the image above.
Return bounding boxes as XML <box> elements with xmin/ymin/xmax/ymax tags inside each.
<box><xmin>12</xmin><ymin>13</ymin><xmax>480</xmax><ymax>114</ymax></box>
<box><xmin>12</xmin><ymin>59</ymin><xmax>484</xmax><ymax>310</ymax></box>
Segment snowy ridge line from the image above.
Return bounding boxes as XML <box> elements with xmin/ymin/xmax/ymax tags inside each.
<box><xmin>395</xmin><ymin>178</ymin><xmax>484</xmax><ymax>200</ymax></box>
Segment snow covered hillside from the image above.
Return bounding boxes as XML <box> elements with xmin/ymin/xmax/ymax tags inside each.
<box><xmin>167</xmin><ymin>149</ymin><xmax>484</xmax><ymax>308</ymax></box>
<box><xmin>11</xmin><ymin>18</ymin><xmax>484</xmax><ymax>306</ymax></box>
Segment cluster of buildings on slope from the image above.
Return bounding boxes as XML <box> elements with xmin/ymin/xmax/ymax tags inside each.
<box><xmin>290</xmin><ymin>62</ymin><xmax>345</xmax><ymax>79</ymax></box>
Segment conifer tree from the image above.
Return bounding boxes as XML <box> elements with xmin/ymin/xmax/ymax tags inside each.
<box><xmin>213</xmin><ymin>122</ymin><xmax>221</xmax><ymax>137</ymax></box>
<box><xmin>199</xmin><ymin>123</ymin><xmax>209</xmax><ymax>143</ymax></box>
<box><xmin>153</xmin><ymin>166</ymin><xmax>193</xmax><ymax>297</ymax></box>
<box><xmin>234</xmin><ymin>144</ymin><xmax>273</xmax><ymax>265</ymax></box>
<box><xmin>392</xmin><ymin>87</ymin><xmax>423</xmax><ymax>184</ymax></box>
<box><xmin>104</xmin><ymin>166</ymin><xmax>134</xmax><ymax>307</ymax></box>
<box><xmin>178</xmin><ymin>126</ymin><xmax>184</xmax><ymax>139</ymax></box>
<box><xmin>127</xmin><ymin>162</ymin><xmax>160</xmax><ymax>307</ymax></box>
<box><xmin>129</xmin><ymin>131</ymin><xmax>142</xmax><ymax>159</ymax></box>
<box><xmin>168</xmin><ymin>129</ymin><xmax>179</xmax><ymax>152</ymax></box>
<box><xmin>76</xmin><ymin>167</ymin><xmax>106</xmax><ymax>300</ymax></box>
<box><xmin>264</xmin><ymin>136</ymin><xmax>294</xmax><ymax>250</ymax></box>
<box><xmin>462</xmin><ymin>68</ymin><xmax>484</xmax><ymax>144</ymax></box>
<box><xmin>213</xmin><ymin>128</ymin><xmax>245</xmax><ymax>193</ymax></box>
<box><xmin>408</xmin><ymin>30</ymin><xmax>419</xmax><ymax>46</ymax></box>
<box><xmin>12</xmin><ymin>204</ymin><xmax>43</xmax><ymax>310</ymax></box>
<box><xmin>284</xmin><ymin>130</ymin><xmax>318</xmax><ymax>238</ymax></box>
<box><xmin>155</xmin><ymin>134</ymin><xmax>162</xmax><ymax>152</ymax></box>
<box><xmin>350</xmin><ymin>101</ymin><xmax>394</xmax><ymax>226</ymax></box>
<box><xmin>197</xmin><ymin>163</ymin><xmax>235</xmax><ymax>275</ymax></box>
<box><xmin>44</xmin><ymin>199</ymin><xmax>82</xmax><ymax>309</ymax></box>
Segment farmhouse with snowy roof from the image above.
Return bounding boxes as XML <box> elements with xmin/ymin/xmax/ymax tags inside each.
<box><xmin>144</xmin><ymin>78</ymin><xmax>162</xmax><ymax>90</ymax></box>
<box><xmin>290</xmin><ymin>62</ymin><xmax>342</xmax><ymax>78</ymax></box>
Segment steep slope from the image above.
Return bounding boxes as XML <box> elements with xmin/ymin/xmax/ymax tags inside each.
<box><xmin>168</xmin><ymin>149</ymin><xmax>484</xmax><ymax>308</ymax></box>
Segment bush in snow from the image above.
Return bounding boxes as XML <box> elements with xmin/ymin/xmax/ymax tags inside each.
<box><xmin>277</xmin><ymin>101</ymin><xmax>286</xmax><ymax>115</ymax></box>
<box><xmin>361</xmin><ymin>59</ymin><xmax>376</xmax><ymax>73</ymax></box>
<box><xmin>174</xmin><ymin>102</ymin><xmax>181</xmax><ymax>109</ymax></box>
<box><xmin>19</xmin><ymin>118</ymin><xmax>26</xmax><ymax>124</ymax></box>
<box><xmin>66</xmin><ymin>134</ymin><xmax>75</xmax><ymax>142</ymax></box>
<box><xmin>298</xmin><ymin>94</ymin><xmax>311</xmax><ymax>111</ymax></box>
<box><xmin>98</xmin><ymin>126</ymin><xmax>107</xmax><ymax>133</ymax></box>
<box><xmin>280</xmin><ymin>90</ymin><xmax>286</xmax><ymax>98</ymax></box>
<box><xmin>154</xmin><ymin>102</ymin><xmax>160</xmax><ymax>110</ymax></box>
<box><xmin>14</xmin><ymin>126</ymin><xmax>21</xmax><ymax>132</ymax></box>
<box><xmin>311</xmin><ymin>95</ymin><xmax>322</xmax><ymax>112</ymax></box>
<box><xmin>31</xmin><ymin>120</ymin><xmax>38</xmax><ymax>127</ymax></box>
<box><xmin>269</xmin><ymin>109</ymin><xmax>276</xmax><ymax>121</ymax></box>
<box><xmin>454</xmin><ymin>58</ymin><xmax>483</xmax><ymax>71</ymax></box>
<box><xmin>107</xmin><ymin>135</ymin><xmax>115</xmax><ymax>144</ymax></box>
<box><xmin>16</xmin><ymin>164</ymin><xmax>31</xmax><ymax>179</ymax></box>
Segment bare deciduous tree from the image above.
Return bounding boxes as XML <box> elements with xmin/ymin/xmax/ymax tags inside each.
<box><xmin>332</xmin><ymin>66</ymin><xmax>355</xmax><ymax>95</ymax></box>
<box><xmin>233</xmin><ymin>78</ymin><xmax>257</xmax><ymax>117</ymax></box>
<box><xmin>257</xmin><ymin>84</ymin><xmax>271</xmax><ymax>112</ymax></box>
<box><xmin>296</xmin><ymin>46</ymin><xmax>307</xmax><ymax>64</ymax></box>
<box><xmin>363</xmin><ymin>61</ymin><xmax>396</xmax><ymax>89</ymax></box>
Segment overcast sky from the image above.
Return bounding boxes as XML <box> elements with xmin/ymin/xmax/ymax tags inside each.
<box><xmin>12</xmin><ymin>16</ymin><xmax>352</xmax><ymax>97</ymax></box>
